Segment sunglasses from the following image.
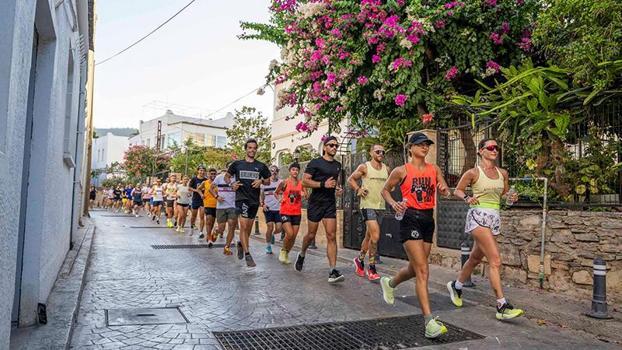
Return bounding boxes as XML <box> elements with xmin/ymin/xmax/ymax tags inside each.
<box><xmin>374</xmin><ymin>150</ymin><xmax>385</xmax><ymax>155</ymax></box>
<box><xmin>483</xmin><ymin>145</ymin><xmax>499</xmax><ymax>152</ymax></box>
<box><xmin>325</xmin><ymin>143</ymin><xmax>338</xmax><ymax>148</ymax></box>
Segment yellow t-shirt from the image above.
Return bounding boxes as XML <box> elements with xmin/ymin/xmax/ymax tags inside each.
<box><xmin>203</xmin><ymin>180</ymin><xmax>217</xmax><ymax>208</ymax></box>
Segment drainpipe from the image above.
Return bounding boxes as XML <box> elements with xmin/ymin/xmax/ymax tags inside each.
<box><xmin>510</xmin><ymin>177</ymin><xmax>549</xmax><ymax>289</ymax></box>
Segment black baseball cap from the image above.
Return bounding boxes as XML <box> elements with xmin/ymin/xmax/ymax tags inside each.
<box><xmin>408</xmin><ymin>132</ymin><xmax>434</xmax><ymax>145</ymax></box>
<box><xmin>323</xmin><ymin>136</ymin><xmax>338</xmax><ymax>145</ymax></box>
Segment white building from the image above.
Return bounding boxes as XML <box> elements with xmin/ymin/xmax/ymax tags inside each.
<box><xmin>0</xmin><ymin>0</ymin><xmax>94</xmax><ymax>345</ymax></box>
<box><xmin>271</xmin><ymin>84</ymin><xmax>348</xmax><ymax>166</ymax></box>
<box><xmin>130</xmin><ymin>109</ymin><xmax>233</xmax><ymax>150</ymax></box>
<box><xmin>91</xmin><ymin>132</ymin><xmax>130</xmax><ymax>186</ymax></box>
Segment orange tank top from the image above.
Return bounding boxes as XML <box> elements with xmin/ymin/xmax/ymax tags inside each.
<box><xmin>280</xmin><ymin>179</ymin><xmax>303</xmax><ymax>215</ymax></box>
<box><xmin>400</xmin><ymin>163</ymin><xmax>437</xmax><ymax>210</ymax></box>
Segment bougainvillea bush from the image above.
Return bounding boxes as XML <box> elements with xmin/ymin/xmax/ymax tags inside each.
<box><xmin>241</xmin><ymin>0</ymin><xmax>539</xmax><ymax>148</ymax></box>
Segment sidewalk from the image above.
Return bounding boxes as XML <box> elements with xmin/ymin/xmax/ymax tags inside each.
<box><xmin>65</xmin><ymin>212</ymin><xmax>620</xmax><ymax>349</ymax></box>
<box><xmin>260</xmin><ymin>233</ymin><xmax>622</xmax><ymax>345</ymax></box>
<box><xmin>10</xmin><ymin>217</ymin><xmax>96</xmax><ymax>350</ymax></box>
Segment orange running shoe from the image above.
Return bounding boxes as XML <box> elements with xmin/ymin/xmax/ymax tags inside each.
<box><xmin>223</xmin><ymin>246</ymin><xmax>233</xmax><ymax>255</ymax></box>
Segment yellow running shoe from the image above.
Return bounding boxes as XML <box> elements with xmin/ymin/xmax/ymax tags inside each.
<box><xmin>496</xmin><ymin>301</ymin><xmax>524</xmax><ymax>320</ymax></box>
<box><xmin>447</xmin><ymin>281</ymin><xmax>463</xmax><ymax>307</ymax></box>
<box><xmin>380</xmin><ymin>276</ymin><xmax>395</xmax><ymax>305</ymax></box>
<box><xmin>278</xmin><ymin>249</ymin><xmax>286</xmax><ymax>263</ymax></box>
<box><xmin>425</xmin><ymin>317</ymin><xmax>448</xmax><ymax>339</ymax></box>
<box><xmin>283</xmin><ymin>251</ymin><xmax>291</xmax><ymax>264</ymax></box>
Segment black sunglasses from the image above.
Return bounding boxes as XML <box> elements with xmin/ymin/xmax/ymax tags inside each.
<box><xmin>374</xmin><ymin>150</ymin><xmax>385</xmax><ymax>155</ymax></box>
<box><xmin>483</xmin><ymin>145</ymin><xmax>499</xmax><ymax>152</ymax></box>
<box><xmin>325</xmin><ymin>143</ymin><xmax>338</xmax><ymax>148</ymax></box>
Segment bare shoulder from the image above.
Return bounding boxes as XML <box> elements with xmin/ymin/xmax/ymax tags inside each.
<box><xmin>499</xmin><ymin>168</ymin><xmax>510</xmax><ymax>179</ymax></box>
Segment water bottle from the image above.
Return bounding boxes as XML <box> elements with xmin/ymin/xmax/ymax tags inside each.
<box><xmin>394</xmin><ymin>200</ymin><xmax>408</xmax><ymax>221</ymax></box>
<box><xmin>506</xmin><ymin>186</ymin><xmax>517</xmax><ymax>206</ymax></box>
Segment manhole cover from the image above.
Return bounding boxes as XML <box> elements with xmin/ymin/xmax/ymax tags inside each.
<box><xmin>214</xmin><ymin>314</ymin><xmax>484</xmax><ymax>350</ymax></box>
<box><xmin>151</xmin><ymin>244</ymin><xmax>226</xmax><ymax>249</ymax></box>
<box><xmin>105</xmin><ymin>307</ymin><xmax>188</xmax><ymax>326</ymax></box>
<box><xmin>397</xmin><ymin>292</ymin><xmax>475</xmax><ymax>311</ymax></box>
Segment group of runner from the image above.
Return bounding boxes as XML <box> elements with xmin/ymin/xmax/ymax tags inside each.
<box><xmin>92</xmin><ymin>133</ymin><xmax>523</xmax><ymax>339</ymax></box>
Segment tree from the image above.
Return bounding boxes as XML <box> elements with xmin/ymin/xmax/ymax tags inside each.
<box><xmin>122</xmin><ymin>145</ymin><xmax>170</xmax><ymax>181</ymax></box>
<box><xmin>240</xmin><ymin>0</ymin><xmax>539</xmax><ymax>150</ymax></box>
<box><xmin>226</xmin><ymin>106</ymin><xmax>272</xmax><ymax>163</ymax></box>
<box><xmin>279</xmin><ymin>146</ymin><xmax>318</xmax><ymax>165</ymax></box>
<box><xmin>168</xmin><ymin>139</ymin><xmax>233</xmax><ymax>175</ymax></box>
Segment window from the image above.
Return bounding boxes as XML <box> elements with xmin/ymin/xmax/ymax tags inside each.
<box><xmin>216</xmin><ymin>136</ymin><xmax>227</xmax><ymax>148</ymax></box>
<box><xmin>63</xmin><ymin>51</ymin><xmax>75</xmax><ymax>157</ymax></box>
<box><xmin>167</xmin><ymin>131</ymin><xmax>181</xmax><ymax>148</ymax></box>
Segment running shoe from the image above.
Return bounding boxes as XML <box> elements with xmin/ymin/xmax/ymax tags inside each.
<box><xmin>353</xmin><ymin>257</ymin><xmax>365</xmax><ymax>277</ymax></box>
<box><xmin>198</xmin><ymin>233</ymin><xmax>205</xmax><ymax>239</ymax></box>
<box><xmin>191</xmin><ymin>224</ymin><xmax>196</xmax><ymax>230</ymax></box>
<box><xmin>425</xmin><ymin>317</ymin><xmax>448</xmax><ymax>339</ymax></box>
<box><xmin>135</xmin><ymin>214</ymin><xmax>139</xmax><ymax>218</ymax></box>
<box><xmin>208</xmin><ymin>241</ymin><xmax>213</xmax><ymax>248</ymax></box>
<box><xmin>496</xmin><ymin>302</ymin><xmax>524</xmax><ymax>320</ymax></box>
<box><xmin>223</xmin><ymin>246</ymin><xmax>233</xmax><ymax>255</ymax></box>
<box><xmin>328</xmin><ymin>269</ymin><xmax>345</xmax><ymax>283</ymax></box>
<box><xmin>283</xmin><ymin>251</ymin><xmax>291</xmax><ymax>264</ymax></box>
<box><xmin>156</xmin><ymin>218</ymin><xmax>160</xmax><ymax>224</ymax></box>
<box><xmin>236</xmin><ymin>241</ymin><xmax>244</xmax><ymax>260</ymax></box>
<box><xmin>380</xmin><ymin>276</ymin><xmax>395</xmax><ymax>305</ymax></box>
<box><xmin>166</xmin><ymin>219</ymin><xmax>173</xmax><ymax>228</ymax></box>
<box><xmin>245</xmin><ymin>254</ymin><xmax>256</xmax><ymax>267</ymax></box>
<box><xmin>151</xmin><ymin>215</ymin><xmax>156</xmax><ymax>221</ymax></box>
<box><xmin>266</xmin><ymin>245</ymin><xmax>273</xmax><ymax>255</ymax></box>
<box><xmin>295</xmin><ymin>253</ymin><xmax>305</xmax><ymax>271</ymax></box>
<box><xmin>278</xmin><ymin>249</ymin><xmax>286</xmax><ymax>263</ymax></box>
<box><xmin>366</xmin><ymin>265</ymin><xmax>380</xmax><ymax>281</ymax></box>
<box><xmin>447</xmin><ymin>281</ymin><xmax>463</xmax><ymax>307</ymax></box>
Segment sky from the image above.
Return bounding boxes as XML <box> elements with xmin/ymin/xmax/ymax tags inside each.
<box><xmin>93</xmin><ymin>0</ymin><xmax>280</xmax><ymax>129</ymax></box>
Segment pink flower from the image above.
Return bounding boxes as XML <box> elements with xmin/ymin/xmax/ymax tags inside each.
<box><xmin>434</xmin><ymin>20</ymin><xmax>446</xmax><ymax>29</ymax></box>
<box><xmin>517</xmin><ymin>37</ymin><xmax>532</xmax><ymax>51</ymax></box>
<box><xmin>315</xmin><ymin>37</ymin><xmax>326</xmax><ymax>49</ymax></box>
<box><xmin>396</xmin><ymin>0</ymin><xmax>405</xmax><ymax>6</ymax></box>
<box><xmin>391</xmin><ymin>57</ymin><xmax>413</xmax><ymax>71</ymax></box>
<box><xmin>394</xmin><ymin>94</ymin><xmax>407</xmax><ymax>107</ymax></box>
<box><xmin>383</xmin><ymin>15</ymin><xmax>400</xmax><ymax>27</ymax></box>
<box><xmin>275</xmin><ymin>75</ymin><xmax>287</xmax><ymax>85</ymax></box>
<box><xmin>335</xmin><ymin>106</ymin><xmax>345</xmax><ymax>112</ymax></box>
<box><xmin>485</xmin><ymin>0</ymin><xmax>497</xmax><ymax>6</ymax></box>
<box><xmin>421</xmin><ymin>113</ymin><xmax>433</xmax><ymax>124</ymax></box>
<box><xmin>489</xmin><ymin>32</ymin><xmax>503</xmax><ymax>45</ymax></box>
<box><xmin>310</xmin><ymin>50</ymin><xmax>323</xmax><ymax>62</ymax></box>
<box><xmin>445</xmin><ymin>66</ymin><xmax>458</xmax><ymax>81</ymax></box>
<box><xmin>312</xmin><ymin>81</ymin><xmax>322</xmax><ymax>94</ymax></box>
<box><xmin>367</xmin><ymin>36</ymin><xmax>379</xmax><ymax>45</ymax></box>
<box><xmin>338</xmin><ymin>50</ymin><xmax>350</xmax><ymax>60</ymax></box>
<box><xmin>516</xmin><ymin>0</ymin><xmax>525</xmax><ymax>5</ymax></box>
<box><xmin>486</xmin><ymin>60</ymin><xmax>501</xmax><ymax>73</ymax></box>
<box><xmin>376</xmin><ymin>43</ymin><xmax>386</xmax><ymax>53</ymax></box>
<box><xmin>357</xmin><ymin>76</ymin><xmax>369</xmax><ymax>85</ymax></box>
<box><xmin>444</xmin><ymin>1</ymin><xmax>464</xmax><ymax>9</ymax></box>
<box><xmin>326</xmin><ymin>72</ymin><xmax>337</xmax><ymax>85</ymax></box>
<box><xmin>330</xmin><ymin>28</ymin><xmax>342</xmax><ymax>38</ymax></box>
<box><xmin>406</xmin><ymin>34</ymin><xmax>420</xmax><ymax>45</ymax></box>
<box><xmin>372</xmin><ymin>54</ymin><xmax>381</xmax><ymax>64</ymax></box>
<box><xmin>296</xmin><ymin>122</ymin><xmax>309</xmax><ymax>132</ymax></box>
<box><xmin>501</xmin><ymin>21</ymin><xmax>510</xmax><ymax>34</ymax></box>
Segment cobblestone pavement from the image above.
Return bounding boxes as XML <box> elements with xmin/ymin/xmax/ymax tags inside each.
<box><xmin>70</xmin><ymin>212</ymin><xmax>619</xmax><ymax>349</ymax></box>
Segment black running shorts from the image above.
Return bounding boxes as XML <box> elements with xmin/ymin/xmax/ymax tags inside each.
<box><xmin>281</xmin><ymin>214</ymin><xmax>301</xmax><ymax>226</ymax></box>
<box><xmin>307</xmin><ymin>200</ymin><xmax>336</xmax><ymax>223</ymax></box>
<box><xmin>236</xmin><ymin>201</ymin><xmax>259</xmax><ymax>219</ymax></box>
<box><xmin>399</xmin><ymin>208</ymin><xmax>435</xmax><ymax>243</ymax></box>
<box><xmin>204</xmin><ymin>207</ymin><xmax>216</xmax><ymax>217</ymax></box>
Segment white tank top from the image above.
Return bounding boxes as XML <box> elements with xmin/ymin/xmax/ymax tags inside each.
<box><xmin>152</xmin><ymin>186</ymin><xmax>164</xmax><ymax>201</ymax></box>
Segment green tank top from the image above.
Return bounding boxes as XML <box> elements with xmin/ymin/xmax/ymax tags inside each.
<box><xmin>360</xmin><ymin>162</ymin><xmax>388</xmax><ymax>210</ymax></box>
<box><xmin>471</xmin><ymin>166</ymin><xmax>504</xmax><ymax>210</ymax></box>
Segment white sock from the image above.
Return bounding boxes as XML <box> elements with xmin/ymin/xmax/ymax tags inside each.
<box><xmin>497</xmin><ymin>297</ymin><xmax>507</xmax><ymax>307</ymax></box>
<box><xmin>454</xmin><ymin>280</ymin><xmax>464</xmax><ymax>290</ymax></box>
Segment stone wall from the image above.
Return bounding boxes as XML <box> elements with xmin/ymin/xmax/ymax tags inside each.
<box><xmin>431</xmin><ymin>210</ymin><xmax>622</xmax><ymax>303</ymax></box>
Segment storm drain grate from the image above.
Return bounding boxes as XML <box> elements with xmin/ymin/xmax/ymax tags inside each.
<box><xmin>214</xmin><ymin>314</ymin><xmax>484</xmax><ymax>350</ymax></box>
<box><xmin>397</xmin><ymin>292</ymin><xmax>475</xmax><ymax>311</ymax></box>
<box><xmin>105</xmin><ymin>307</ymin><xmax>188</xmax><ymax>326</ymax></box>
<box><xmin>151</xmin><ymin>244</ymin><xmax>226</xmax><ymax>249</ymax></box>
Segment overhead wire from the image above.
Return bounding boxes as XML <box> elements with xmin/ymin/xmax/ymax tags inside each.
<box><xmin>96</xmin><ymin>0</ymin><xmax>198</xmax><ymax>66</ymax></box>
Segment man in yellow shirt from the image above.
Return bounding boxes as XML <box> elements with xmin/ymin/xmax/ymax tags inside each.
<box><xmin>198</xmin><ymin>168</ymin><xmax>218</xmax><ymax>246</ymax></box>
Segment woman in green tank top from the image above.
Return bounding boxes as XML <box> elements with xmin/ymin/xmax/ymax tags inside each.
<box><xmin>447</xmin><ymin>139</ymin><xmax>525</xmax><ymax>322</ymax></box>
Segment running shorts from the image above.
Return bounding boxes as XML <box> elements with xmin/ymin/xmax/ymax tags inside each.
<box><xmin>399</xmin><ymin>208</ymin><xmax>435</xmax><ymax>243</ymax></box>
<box><xmin>166</xmin><ymin>199</ymin><xmax>175</xmax><ymax>208</ymax></box>
<box><xmin>307</xmin><ymin>200</ymin><xmax>336</xmax><ymax>222</ymax></box>
<box><xmin>361</xmin><ymin>208</ymin><xmax>385</xmax><ymax>224</ymax></box>
<box><xmin>133</xmin><ymin>200</ymin><xmax>143</xmax><ymax>206</ymax></box>
<box><xmin>177</xmin><ymin>203</ymin><xmax>189</xmax><ymax>208</ymax></box>
<box><xmin>236</xmin><ymin>201</ymin><xmax>259</xmax><ymax>219</ymax></box>
<box><xmin>281</xmin><ymin>214</ymin><xmax>301</xmax><ymax>226</ymax></box>
<box><xmin>204</xmin><ymin>207</ymin><xmax>217</xmax><ymax>217</ymax></box>
<box><xmin>152</xmin><ymin>200</ymin><xmax>163</xmax><ymax>206</ymax></box>
<box><xmin>264</xmin><ymin>210</ymin><xmax>281</xmax><ymax>223</ymax></box>
<box><xmin>191</xmin><ymin>198</ymin><xmax>203</xmax><ymax>210</ymax></box>
<box><xmin>216</xmin><ymin>208</ymin><xmax>238</xmax><ymax>223</ymax></box>
<box><xmin>465</xmin><ymin>208</ymin><xmax>501</xmax><ymax>236</ymax></box>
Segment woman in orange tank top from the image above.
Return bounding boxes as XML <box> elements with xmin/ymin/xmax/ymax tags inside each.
<box><xmin>380</xmin><ymin>132</ymin><xmax>452</xmax><ymax>339</ymax></box>
<box><xmin>275</xmin><ymin>163</ymin><xmax>307</xmax><ymax>265</ymax></box>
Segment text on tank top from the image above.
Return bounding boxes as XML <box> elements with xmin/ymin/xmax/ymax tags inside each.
<box><xmin>280</xmin><ymin>179</ymin><xmax>303</xmax><ymax>215</ymax></box>
<box><xmin>153</xmin><ymin>186</ymin><xmax>164</xmax><ymax>201</ymax></box>
<box><xmin>360</xmin><ymin>161</ymin><xmax>389</xmax><ymax>210</ymax></box>
<box><xmin>400</xmin><ymin>163</ymin><xmax>437</xmax><ymax>210</ymax></box>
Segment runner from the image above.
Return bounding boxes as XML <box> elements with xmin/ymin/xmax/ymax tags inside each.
<box><xmin>142</xmin><ymin>183</ymin><xmax>153</xmax><ymax>214</ymax></box>
<box><xmin>198</xmin><ymin>168</ymin><xmax>218</xmax><ymax>244</ymax></box>
<box><xmin>175</xmin><ymin>175</ymin><xmax>192</xmax><ymax>233</ymax></box>
<box><xmin>164</xmin><ymin>174</ymin><xmax>178</xmax><ymax>228</ymax></box>
<box><xmin>447</xmin><ymin>138</ymin><xmax>524</xmax><ymax>320</ymax></box>
<box><xmin>295</xmin><ymin>136</ymin><xmax>345</xmax><ymax>283</ymax></box>
<box><xmin>131</xmin><ymin>183</ymin><xmax>143</xmax><ymax>217</ymax></box>
<box><xmin>226</xmin><ymin>139</ymin><xmax>271</xmax><ymax>267</ymax></box>
<box><xmin>260</xmin><ymin>165</ymin><xmax>282</xmax><ymax>255</ymax></box>
<box><xmin>211</xmin><ymin>168</ymin><xmax>238</xmax><ymax>255</ymax></box>
<box><xmin>124</xmin><ymin>184</ymin><xmax>134</xmax><ymax>213</ymax></box>
<box><xmin>113</xmin><ymin>185</ymin><xmax>123</xmax><ymax>211</ymax></box>
<box><xmin>151</xmin><ymin>179</ymin><xmax>164</xmax><ymax>224</ymax></box>
<box><xmin>276</xmin><ymin>163</ymin><xmax>306</xmax><ymax>264</ymax></box>
<box><xmin>189</xmin><ymin>166</ymin><xmax>207</xmax><ymax>234</ymax></box>
<box><xmin>348</xmin><ymin>143</ymin><xmax>389</xmax><ymax>281</ymax></box>
<box><xmin>106</xmin><ymin>187</ymin><xmax>114</xmax><ymax>209</ymax></box>
<box><xmin>379</xmin><ymin>132</ymin><xmax>451</xmax><ymax>339</ymax></box>
<box><xmin>89</xmin><ymin>186</ymin><xmax>97</xmax><ymax>209</ymax></box>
